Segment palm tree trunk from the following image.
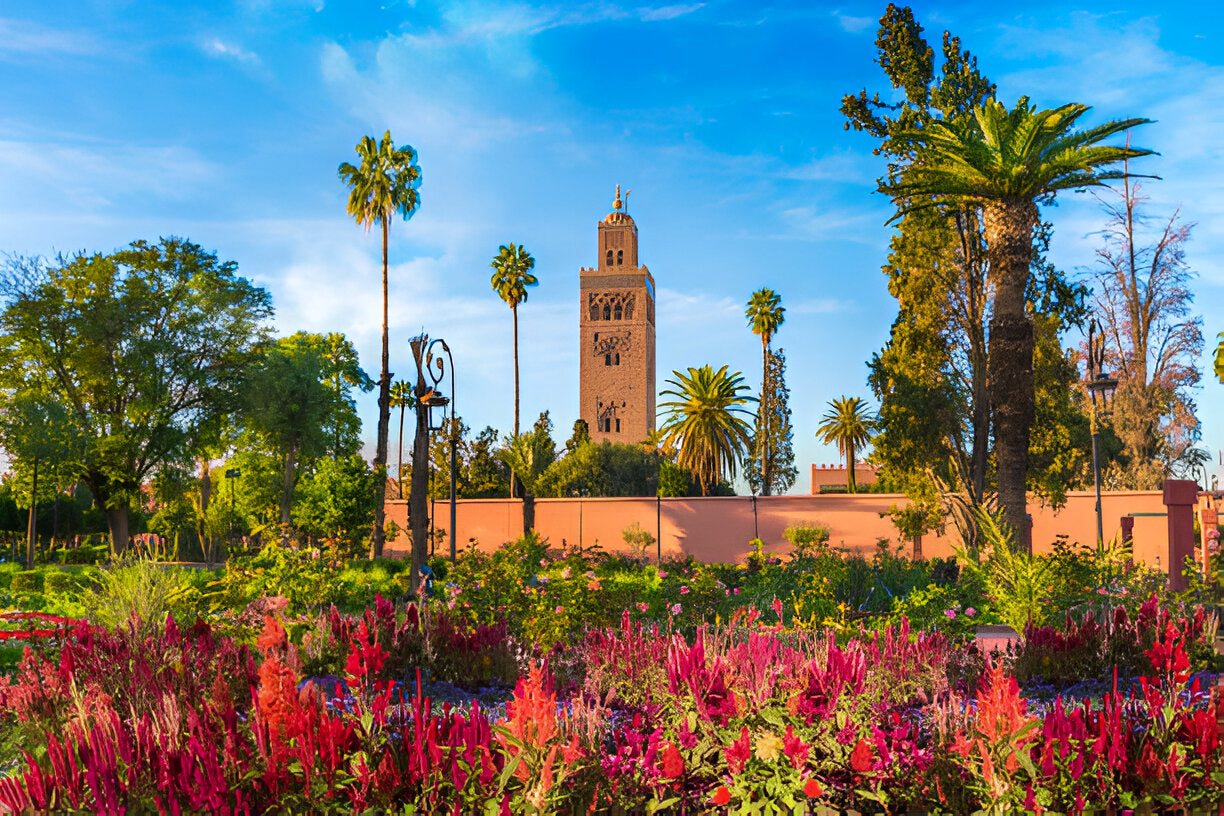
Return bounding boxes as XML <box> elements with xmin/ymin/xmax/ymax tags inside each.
<box><xmin>397</xmin><ymin>404</ymin><xmax>406</xmax><ymax>500</ymax></box>
<box><xmin>984</xmin><ymin>198</ymin><xmax>1038</xmax><ymax>553</ymax></box>
<box><xmin>760</xmin><ymin>336</ymin><xmax>770</xmax><ymax>496</ymax></box>
<box><xmin>846</xmin><ymin>445</ymin><xmax>856</xmax><ymax>494</ymax></box>
<box><xmin>371</xmin><ymin>219</ymin><xmax>391</xmax><ymax>558</ymax></box>
<box><xmin>512</xmin><ymin>304</ymin><xmax>521</xmax><ymax>437</ymax></box>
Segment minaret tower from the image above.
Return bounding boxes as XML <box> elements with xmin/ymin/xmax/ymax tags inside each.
<box><xmin>579</xmin><ymin>185</ymin><xmax>656</xmax><ymax>443</ymax></box>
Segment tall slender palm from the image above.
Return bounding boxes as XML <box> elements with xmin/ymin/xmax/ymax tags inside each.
<box><xmin>745</xmin><ymin>288</ymin><xmax>785</xmax><ymax>495</ymax></box>
<box><xmin>338</xmin><ymin>130</ymin><xmax>421</xmax><ymax>557</ymax></box>
<box><xmin>888</xmin><ymin>98</ymin><xmax>1151</xmax><ymax>550</ymax></box>
<box><xmin>816</xmin><ymin>396</ymin><xmax>874</xmax><ymax>493</ymax></box>
<box><xmin>658</xmin><ymin>365</ymin><xmax>755</xmax><ymax>496</ymax></box>
<box><xmin>490</xmin><ymin>243</ymin><xmax>538</xmax><ymax>437</ymax></box>
<box><xmin>389</xmin><ymin>380</ymin><xmax>413</xmax><ymax>499</ymax></box>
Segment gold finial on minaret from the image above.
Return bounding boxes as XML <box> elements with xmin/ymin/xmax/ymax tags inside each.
<box><xmin>613</xmin><ymin>184</ymin><xmax>622</xmax><ymax>211</ymax></box>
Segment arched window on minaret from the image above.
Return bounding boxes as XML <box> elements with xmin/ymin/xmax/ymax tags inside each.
<box><xmin>617</xmin><ymin>249</ymin><xmax>624</xmax><ymax>265</ymax></box>
<box><xmin>614</xmin><ymin>352</ymin><xmax>620</xmax><ymax>365</ymax></box>
<box><xmin>603</xmin><ymin>304</ymin><xmax>611</xmax><ymax>320</ymax></box>
<box><xmin>606</xmin><ymin>249</ymin><xmax>613</xmax><ymax>267</ymax></box>
<box><xmin>605</xmin><ymin>353</ymin><xmax>612</xmax><ymax>366</ymax></box>
<box><xmin>614</xmin><ymin>303</ymin><xmax>622</xmax><ymax>320</ymax></box>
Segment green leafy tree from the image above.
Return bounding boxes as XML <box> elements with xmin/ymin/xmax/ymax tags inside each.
<box><xmin>745</xmin><ymin>288</ymin><xmax>785</xmax><ymax>494</ymax></box>
<box><xmin>293</xmin><ymin>454</ymin><xmax>377</xmax><ymax>548</ymax></box>
<box><xmin>1215</xmin><ymin>333</ymin><xmax>1223</xmax><ymax>383</ymax></box>
<box><xmin>746</xmin><ymin>349</ymin><xmax>797</xmax><ymax>496</ymax></box>
<box><xmin>816</xmin><ymin>396</ymin><xmax>875</xmax><ymax>493</ymax></box>
<box><xmin>885</xmin><ymin>98</ymin><xmax>1151</xmax><ymax>550</ymax></box>
<box><xmin>658</xmin><ymin>365</ymin><xmax>755</xmax><ymax>496</ymax></box>
<box><xmin>489</xmin><ymin>243</ymin><xmax>538</xmax><ymax>437</ymax></box>
<box><xmin>389</xmin><ymin>380</ymin><xmax>414</xmax><ymax>497</ymax></box>
<box><xmin>0</xmin><ymin>239</ymin><xmax>271</xmax><ymax>553</ymax></box>
<box><xmin>537</xmin><ymin>440</ymin><xmax>662</xmax><ymax>498</ymax></box>
<box><xmin>0</xmin><ymin>392</ymin><xmax>82</xmax><ymax>567</ymax></box>
<box><xmin>242</xmin><ymin>339</ymin><xmax>334</xmax><ymax>536</ymax></box>
<box><xmin>338</xmin><ymin>130</ymin><xmax>422</xmax><ymax>557</ymax></box>
<box><xmin>496</xmin><ymin>412</ymin><xmax>557</xmax><ymax>533</ymax></box>
<box><xmin>287</xmin><ymin>332</ymin><xmax>373</xmax><ymax>459</ymax></box>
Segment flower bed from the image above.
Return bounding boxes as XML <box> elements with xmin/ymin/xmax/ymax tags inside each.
<box><xmin>0</xmin><ymin>593</ymin><xmax>1218</xmax><ymax>814</ymax></box>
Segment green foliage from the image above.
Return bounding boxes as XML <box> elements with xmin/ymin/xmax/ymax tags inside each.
<box><xmin>489</xmin><ymin>243</ymin><xmax>538</xmax><ymax>311</ymax></box>
<box><xmin>293</xmin><ymin>454</ymin><xmax>377</xmax><ymax>547</ymax></box>
<box><xmin>10</xmin><ymin>570</ymin><xmax>43</xmax><ymax>594</ymax></box>
<box><xmin>956</xmin><ymin>507</ymin><xmax>1052</xmax><ymax>632</ymax></box>
<box><xmin>746</xmin><ymin>349</ymin><xmax>798</xmax><ymax>496</ymax></box>
<box><xmin>537</xmin><ymin>440</ymin><xmax>661</xmax><ymax>498</ymax></box>
<box><xmin>659</xmin><ymin>365</ymin><xmax>755</xmax><ymax>496</ymax></box>
<box><xmin>1215</xmin><ymin>332</ymin><xmax>1223</xmax><ymax>383</ymax></box>
<box><xmin>82</xmin><ymin>558</ymin><xmax>204</xmax><ymax>634</ymax></box>
<box><xmin>0</xmin><ymin>239</ymin><xmax>273</xmax><ymax>548</ymax></box>
<box><xmin>816</xmin><ymin>396</ymin><xmax>874</xmax><ymax>493</ymax></box>
<box><xmin>782</xmin><ymin>522</ymin><xmax>830</xmax><ymax>555</ymax></box>
<box><xmin>656</xmin><ymin>460</ymin><xmax>693</xmax><ymax>497</ymax></box>
<box><xmin>621</xmin><ymin>522</ymin><xmax>656</xmax><ymax>562</ymax></box>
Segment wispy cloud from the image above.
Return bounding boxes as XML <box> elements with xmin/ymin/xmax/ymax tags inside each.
<box><xmin>835</xmin><ymin>13</ymin><xmax>874</xmax><ymax>34</ymax></box>
<box><xmin>639</xmin><ymin>4</ymin><xmax>704</xmax><ymax>22</ymax></box>
<box><xmin>201</xmin><ymin>38</ymin><xmax>261</xmax><ymax>66</ymax></box>
<box><xmin>0</xmin><ymin>18</ymin><xmax>98</xmax><ymax>58</ymax></box>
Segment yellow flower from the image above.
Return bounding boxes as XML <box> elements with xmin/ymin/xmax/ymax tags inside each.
<box><xmin>755</xmin><ymin>732</ymin><xmax>783</xmax><ymax>762</ymax></box>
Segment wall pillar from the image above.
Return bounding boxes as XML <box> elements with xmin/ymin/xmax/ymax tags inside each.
<box><xmin>1163</xmin><ymin>479</ymin><xmax>1198</xmax><ymax>591</ymax></box>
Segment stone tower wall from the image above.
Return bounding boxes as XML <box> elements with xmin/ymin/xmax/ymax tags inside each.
<box><xmin>579</xmin><ymin>206</ymin><xmax>656</xmax><ymax>444</ymax></box>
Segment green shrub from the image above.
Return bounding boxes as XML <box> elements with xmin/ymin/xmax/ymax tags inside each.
<box><xmin>60</xmin><ymin>541</ymin><xmax>109</xmax><ymax>565</ymax></box>
<box><xmin>43</xmin><ymin>570</ymin><xmax>79</xmax><ymax>596</ymax></box>
<box><xmin>783</xmin><ymin>522</ymin><xmax>830</xmax><ymax>554</ymax></box>
<box><xmin>10</xmin><ymin>571</ymin><xmax>44</xmax><ymax>594</ymax></box>
<box><xmin>82</xmin><ymin>558</ymin><xmax>202</xmax><ymax>633</ymax></box>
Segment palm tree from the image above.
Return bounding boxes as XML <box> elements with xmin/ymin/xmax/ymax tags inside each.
<box><xmin>658</xmin><ymin>365</ymin><xmax>755</xmax><ymax>496</ymax></box>
<box><xmin>490</xmin><ymin>243</ymin><xmax>538</xmax><ymax>437</ymax></box>
<box><xmin>389</xmin><ymin>380</ymin><xmax>413</xmax><ymax>499</ymax></box>
<box><xmin>888</xmin><ymin>98</ymin><xmax>1151</xmax><ymax>550</ymax></box>
<box><xmin>816</xmin><ymin>396</ymin><xmax>874</xmax><ymax>493</ymax></box>
<box><xmin>745</xmin><ymin>288</ymin><xmax>785</xmax><ymax>495</ymax></box>
<box><xmin>495</xmin><ymin>428</ymin><xmax>556</xmax><ymax>534</ymax></box>
<box><xmin>338</xmin><ymin>130</ymin><xmax>421</xmax><ymax>558</ymax></box>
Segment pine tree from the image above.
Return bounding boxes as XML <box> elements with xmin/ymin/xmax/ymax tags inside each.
<box><xmin>747</xmin><ymin>349</ymin><xmax>797</xmax><ymax>495</ymax></box>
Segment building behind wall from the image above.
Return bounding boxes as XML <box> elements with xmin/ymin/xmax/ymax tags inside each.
<box><xmin>579</xmin><ymin>185</ymin><xmax>656</xmax><ymax>443</ymax></box>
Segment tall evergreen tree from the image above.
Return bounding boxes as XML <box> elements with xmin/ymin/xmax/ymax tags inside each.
<box><xmin>746</xmin><ymin>349</ymin><xmax>797</xmax><ymax>496</ymax></box>
<box><xmin>745</xmin><ymin>288</ymin><xmax>785</xmax><ymax>495</ymax></box>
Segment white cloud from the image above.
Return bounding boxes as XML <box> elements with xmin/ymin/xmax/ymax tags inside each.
<box><xmin>639</xmin><ymin>4</ymin><xmax>705</xmax><ymax>23</ymax></box>
<box><xmin>835</xmin><ymin>13</ymin><xmax>874</xmax><ymax>34</ymax></box>
<box><xmin>0</xmin><ymin>18</ymin><xmax>98</xmax><ymax>58</ymax></box>
<box><xmin>201</xmin><ymin>38</ymin><xmax>261</xmax><ymax>65</ymax></box>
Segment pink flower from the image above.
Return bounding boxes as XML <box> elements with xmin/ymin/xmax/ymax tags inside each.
<box><xmin>561</xmin><ymin>567</ymin><xmax>572</xmax><ymax>579</ymax></box>
<box><xmin>965</xmin><ymin>607</ymin><xmax>976</xmax><ymax>617</ymax></box>
<box><xmin>724</xmin><ymin>589</ymin><xmax>730</xmax><ymax>597</ymax></box>
<box><xmin>670</xmin><ymin>603</ymin><xmax>682</xmax><ymax>615</ymax></box>
<box><xmin>944</xmin><ymin>609</ymin><xmax>956</xmax><ymax>620</ymax></box>
<box><xmin>637</xmin><ymin>602</ymin><xmax>649</xmax><ymax>613</ymax></box>
<box><xmin>1097</xmin><ymin>587</ymin><xmax>1108</xmax><ymax>595</ymax></box>
<box><xmin>733</xmin><ymin>587</ymin><xmax>741</xmax><ymax>596</ymax></box>
<box><xmin>680</xmin><ymin>585</ymin><xmax>690</xmax><ymax>595</ymax></box>
<box><xmin>1207</xmin><ymin>528</ymin><xmax>1220</xmax><ymax>540</ymax></box>
<box><xmin>555</xmin><ymin>606</ymin><xmax>564</xmax><ymax>614</ymax></box>
<box><xmin>539</xmin><ymin>558</ymin><xmax>548</xmax><ymax>567</ymax></box>
<box><xmin>658</xmin><ymin>570</ymin><xmax>668</xmax><ymax>579</ymax></box>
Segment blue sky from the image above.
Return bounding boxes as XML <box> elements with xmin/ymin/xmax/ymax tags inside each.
<box><xmin>1</xmin><ymin>1</ymin><xmax>1221</xmax><ymax>493</ymax></box>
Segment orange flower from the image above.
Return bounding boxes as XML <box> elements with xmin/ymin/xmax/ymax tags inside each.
<box><xmin>803</xmin><ymin>777</ymin><xmax>824</xmax><ymax>798</ymax></box>
<box><xmin>710</xmin><ymin>786</ymin><xmax>731</xmax><ymax>805</ymax></box>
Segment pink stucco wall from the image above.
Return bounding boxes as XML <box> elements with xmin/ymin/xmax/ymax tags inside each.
<box><xmin>386</xmin><ymin>490</ymin><xmax>1171</xmax><ymax>567</ymax></box>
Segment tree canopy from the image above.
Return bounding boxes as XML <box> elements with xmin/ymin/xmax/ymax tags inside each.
<box><xmin>0</xmin><ymin>238</ymin><xmax>272</xmax><ymax>551</ymax></box>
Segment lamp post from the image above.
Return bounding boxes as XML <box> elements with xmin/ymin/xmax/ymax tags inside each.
<box><xmin>1085</xmin><ymin>320</ymin><xmax>1118</xmax><ymax>546</ymax></box>
<box><xmin>420</xmin><ymin>337</ymin><xmax>458</xmax><ymax>563</ymax></box>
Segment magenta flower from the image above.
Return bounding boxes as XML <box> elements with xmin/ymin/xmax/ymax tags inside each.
<box><xmin>680</xmin><ymin>585</ymin><xmax>690</xmax><ymax>595</ymax></box>
<box><xmin>944</xmin><ymin>609</ymin><xmax>956</xmax><ymax>619</ymax></box>
<box><xmin>733</xmin><ymin>587</ymin><xmax>741</xmax><ymax>596</ymax></box>
<box><xmin>965</xmin><ymin>607</ymin><xmax>976</xmax><ymax>617</ymax></box>
<box><xmin>658</xmin><ymin>570</ymin><xmax>668</xmax><ymax>579</ymax></box>
<box><xmin>670</xmin><ymin>603</ymin><xmax>682</xmax><ymax>615</ymax></box>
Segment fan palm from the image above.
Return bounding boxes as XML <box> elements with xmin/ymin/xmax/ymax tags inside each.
<box><xmin>490</xmin><ymin>243</ymin><xmax>538</xmax><ymax>437</ymax></box>
<box><xmin>658</xmin><ymin>365</ymin><xmax>755</xmax><ymax>496</ymax></box>
<box><xmin>338</xmin><ymin>130</ymin><xmax>421</xmax><ymax>557</ymax></box>
<box><xmin>495</xmin><ymin>428</ymin><xmax>556</xmax><ymax>534</ymax></box>
<box><xmin>887</xmin><ymin>98</ymin><xmax>1151</xmax><ymax>549</ymax></box>
<box><xmin>389</xmin><ymin>380</ymin><xmax>413</xmax><ymax>499</ymax></box>
<box><xmin>816</xmin><ymin>396</ymin><xmax>874</xmax><ymax>493</ymax></box>
<box><xmin>745</xmin><ymin>288</ymin><xmax>784</xmax><ymax>495</ymax></box>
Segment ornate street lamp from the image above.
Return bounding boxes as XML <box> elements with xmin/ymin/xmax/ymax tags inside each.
<box><xmin>1086</xmin><ymin>319</ymin><xmax>1118</xmax><ymax>546</ymax></box>
<box><xmin>420</xmin><ymin>338</ymin><xmax>458</xmax><ymax>563</ymax></box>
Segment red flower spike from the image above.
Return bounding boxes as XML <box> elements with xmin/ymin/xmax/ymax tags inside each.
<box><xmin>711</xmin><ymin>785</ymin><xmax>731</xmax><ymax>805</ymax></box>
<box><xmin>803</xmin><ymin>777</ymin><xmax>823</xmax><ymax>798</ymax></box>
